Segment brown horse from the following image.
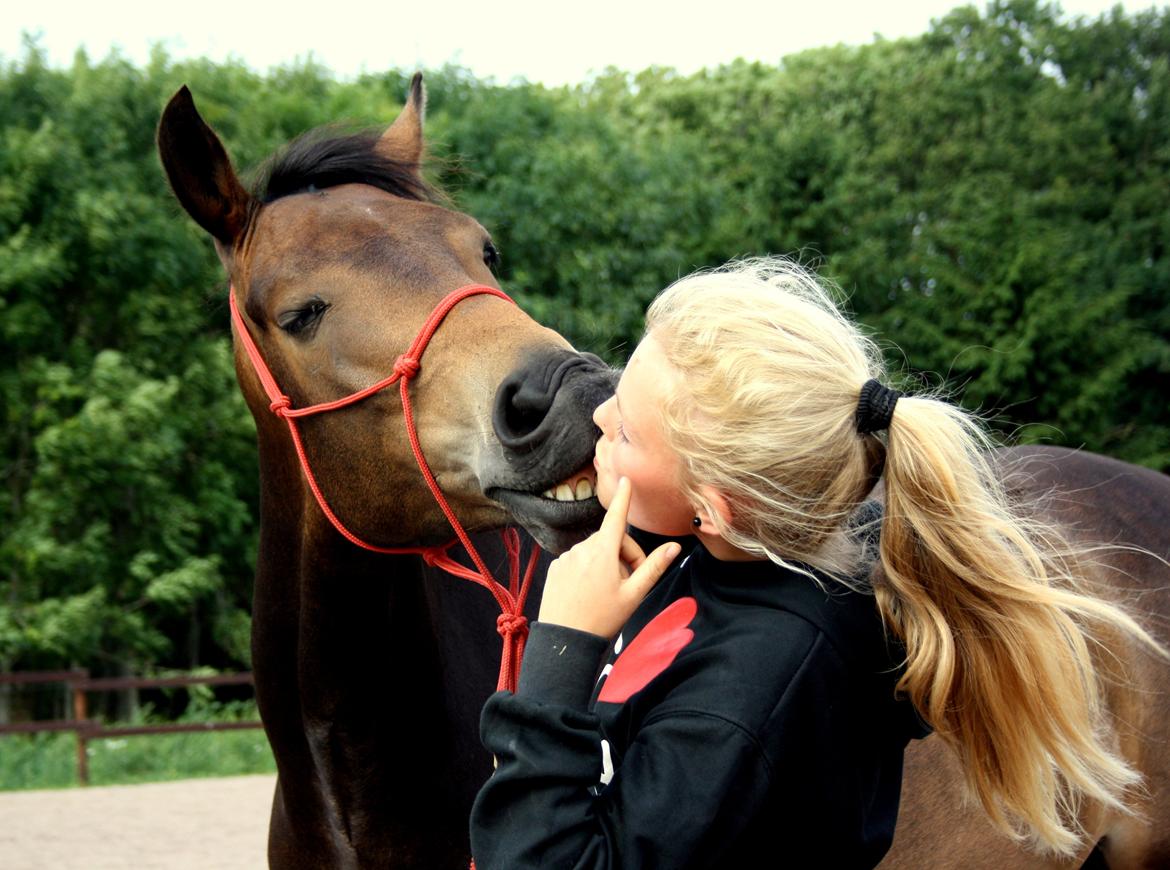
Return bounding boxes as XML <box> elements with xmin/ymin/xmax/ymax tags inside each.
<box><xmin>157</xmin><ymin>79</ymin><xmax>1170</xmax><ymax>868</ymax></box>
<box><xmin>158</xmin><ymin>77</ymin><xmax>611</xmax><ymax>867</ymax></box>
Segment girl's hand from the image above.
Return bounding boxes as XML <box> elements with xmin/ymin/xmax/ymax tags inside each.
<box><xmin>538</xmin><ymin>477</ymin><xmax>682</xmax><ymax>639</ymax></box>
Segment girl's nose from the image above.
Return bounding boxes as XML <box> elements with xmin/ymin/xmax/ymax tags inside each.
<box><xmin>593</xmin><ymin>395</ymin><xmax>615</xmax><ymax>434</ymax></box>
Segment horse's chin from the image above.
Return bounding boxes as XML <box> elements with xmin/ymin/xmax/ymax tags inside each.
<box><xmin>487</xmin><ymin>488</ymin><xmax>604</xmax><ymax>554</ymax></box>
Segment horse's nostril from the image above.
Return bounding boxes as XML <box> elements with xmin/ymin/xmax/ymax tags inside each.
<box><xmin>493</xmin><ymin>349</ymin><xmax>613</xmax><ymax>452</ymax></box>
<box><xmin>501</xmin><ymin>383</ymin><xmax>547</xmax><ymax>438</ymax></box>
<box><xmin>493</xmin><ymin>351</ymin><xmax>578</xmax><ymax>448</ymax></box>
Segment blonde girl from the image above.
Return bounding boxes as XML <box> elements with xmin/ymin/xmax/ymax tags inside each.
<box><xmin>469</xmin><ymin>258</ymin><xmax>1156</xmax><ymax>868</ymax></box>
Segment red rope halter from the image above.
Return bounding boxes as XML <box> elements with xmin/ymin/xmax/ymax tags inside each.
<box><xmin>229</xmin><ymin>283</ymin><xmax>539</xmax><ymax>692</ymax></box>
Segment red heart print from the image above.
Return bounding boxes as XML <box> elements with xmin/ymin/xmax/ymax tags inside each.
<box><xmin>598</xmin><ymin>596</ymin><xmax>698</xmax><ymax>704</ymax></box>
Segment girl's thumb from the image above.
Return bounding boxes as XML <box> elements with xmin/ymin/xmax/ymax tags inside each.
<box><xmin>631</xmin><ymin>542</ymin><xmax>681</xmax><ymax>595</ymax></box>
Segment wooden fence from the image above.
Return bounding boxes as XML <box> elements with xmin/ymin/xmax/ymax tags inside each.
<box><xmin>0</xmin><ymin>670</ymin><xmax>262</xmax><ymax>785</ymax></box>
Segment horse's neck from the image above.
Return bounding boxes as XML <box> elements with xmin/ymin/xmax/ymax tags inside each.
<box><xmin>250</xmin><ymin>454</ymin><xmax>506</xmax><ymax>863</ymax></box>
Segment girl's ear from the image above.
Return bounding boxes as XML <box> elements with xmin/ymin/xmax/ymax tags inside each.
<box><xmin>694</xmin><ymin>485</ymin><xmax>734</xmax><ymax>537</ymax></box>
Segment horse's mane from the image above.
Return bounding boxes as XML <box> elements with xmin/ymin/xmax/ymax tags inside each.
<box><xmin>252</xmin><ymin>128</ymin><xmax>435</xmax><ymax>204</ymax></box>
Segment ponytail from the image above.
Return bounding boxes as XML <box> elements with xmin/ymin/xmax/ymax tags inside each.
<box><xmin>876</xmin><ymin>396</ymin><xmax>1154</xmax><ymax>854</ymax></box>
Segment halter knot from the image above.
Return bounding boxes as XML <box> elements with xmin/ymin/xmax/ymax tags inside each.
<box><xmin>394</xmin><ymin>354</ymin><xmax>421</xmax><ymax>380</ymax></box>
<box><xmin>269</xmin><ymin>396</ymin><xmax>292</xmax><ymax>415</ymax></box>
<box><xmin>496</xmin><ymin>613</ymin><xmax>529</xmax><ymax>639</ymax></box>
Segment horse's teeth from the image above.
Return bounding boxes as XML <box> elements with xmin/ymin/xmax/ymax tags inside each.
<box><xmin>540</xmin><ymin>476</ymin><xmax>596</xmax><ymax>501</ymax></box>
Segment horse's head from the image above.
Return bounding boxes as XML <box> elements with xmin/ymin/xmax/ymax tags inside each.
<box><xmin>157</xmin><ymin>76</ymin><xmax>611</xmax><ymax>553</ymax></box>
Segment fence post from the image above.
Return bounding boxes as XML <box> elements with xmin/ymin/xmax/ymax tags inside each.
<box><xmin>71</xmin><ymin>680</ymin><xmax>89</xmax><ymax>786</ymax></box>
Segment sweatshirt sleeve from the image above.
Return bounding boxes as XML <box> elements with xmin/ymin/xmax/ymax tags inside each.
<box><xmin>468</xmin><ymin>623</ymin><xmax>820</xmax><ymax>870</ymax></box>
<box><xmin>470</xmin><ymin>705</ymin><xmax>776</xmax><ymax>869</ymax></box>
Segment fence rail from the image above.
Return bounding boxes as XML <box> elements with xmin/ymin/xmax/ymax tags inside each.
<box><xmin>0</xmin><ymin>669</ymin><xmax>262</xmax><ymax>785</ymax></box>
<box><xmin>0</xmin><ymin>670</ymin><xmax>88</xmax><ymax>686</ymax></box>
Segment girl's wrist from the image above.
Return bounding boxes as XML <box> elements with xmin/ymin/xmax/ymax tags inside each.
<box><xmin>516</xmin><ymin>622</ymin><xmax>611</xmax><ymax>708</ymax></box>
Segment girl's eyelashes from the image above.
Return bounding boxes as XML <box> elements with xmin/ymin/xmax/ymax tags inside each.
<box><xmin>617</xmin><ymin>423</ymin><xmax>629</xmax><ymax>443</ymax></box>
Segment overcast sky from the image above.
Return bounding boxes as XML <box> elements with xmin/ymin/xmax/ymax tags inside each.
<box><xmin>3</xmin><ymin>0</ymin><xmax>1162</xmax><ymax>87</ymax></box>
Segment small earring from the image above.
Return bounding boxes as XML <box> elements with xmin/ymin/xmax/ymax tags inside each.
<box><xmin>692</xmin><ymin>517</ymin><xmax>702</xmax><ymax>528</ymax></box>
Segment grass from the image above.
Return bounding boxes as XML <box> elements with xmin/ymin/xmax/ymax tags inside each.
<box><xmin>0</xmin><ymin>700</ymin><xmax>276</xmax><ymax>790</ymax></box>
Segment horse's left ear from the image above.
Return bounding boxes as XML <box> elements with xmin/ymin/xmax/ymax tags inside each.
<box><xmin>157</xmin><ymin>86</ymin><xmax>254</xmax><ymax>251</ymax></box>
<box><xmin>378</xmin><ymin>72</ymin><xmax>426</xmax><ymax>167</ymax></box>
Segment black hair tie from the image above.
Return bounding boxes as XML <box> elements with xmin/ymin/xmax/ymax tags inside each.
<box><xmin>855</xmin><ymin>379</ymin><xmax>901</xmax><ymax>434</ymax></box>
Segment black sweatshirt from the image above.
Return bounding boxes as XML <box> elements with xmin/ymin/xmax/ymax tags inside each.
<box><xmin>470</xmin><ymin>525</ymin><xmax>928</xmax><ymax>869</ymax></box>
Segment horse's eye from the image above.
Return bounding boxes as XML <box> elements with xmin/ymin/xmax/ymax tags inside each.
<box><xmin>483</xmin><ymin>241</ymin><xmax>501</xmax><ymax>270</ymax></box>
<box><xmin>278</xmin><ymin>299</ymin><xmax>330</xmax><ymax>337</ymax></box>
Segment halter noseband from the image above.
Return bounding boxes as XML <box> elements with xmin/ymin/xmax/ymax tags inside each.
<box><xmin>229</xmin><ymin>283</ymin><xmax>539</xmax><ymax>692</ymax></box>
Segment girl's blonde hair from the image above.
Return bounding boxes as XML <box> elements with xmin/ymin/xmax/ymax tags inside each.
<box><xmin>645</xmin><ymin>257</ymin><xmax>1157</xmax><ymax>855</ymax></box>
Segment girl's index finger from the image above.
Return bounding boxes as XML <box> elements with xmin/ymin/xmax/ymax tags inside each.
<box><xmin>600</xmin><ymin>476</ymin><xmax>633</xmax><ymax>543</ymax></box>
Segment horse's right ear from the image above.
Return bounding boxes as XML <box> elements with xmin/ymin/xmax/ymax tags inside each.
<box><xmin>157</xmin><ymin>86</ymin><xmax>253</xmax><ymax>249</ymax></box>
<box><xmin>378</xmin><ymin>72</ymin><xmax>426</xmax><ymax>167</ymax></box>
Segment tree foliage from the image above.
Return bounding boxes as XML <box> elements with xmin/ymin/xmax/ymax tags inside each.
<box><xmin>1</xmin><ymin>1</ymin><xmax>1167</xmax><ymax>681</ymax></box>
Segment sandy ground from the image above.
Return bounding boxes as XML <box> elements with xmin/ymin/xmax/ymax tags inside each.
<box><xmin>0</xmin><ymin>774</ymin><xmax>276</xmax><ymax>869</ymax></box>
